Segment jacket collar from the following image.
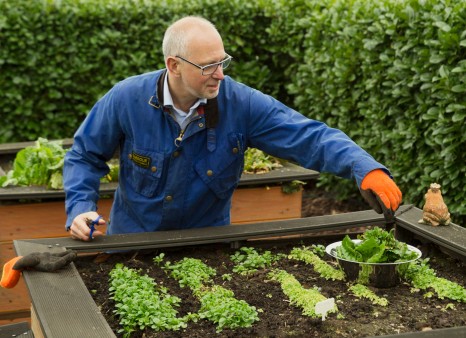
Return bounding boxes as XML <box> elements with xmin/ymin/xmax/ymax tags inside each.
<box><xmin>149</xmin><ymin>70</ymin><xmax>219</xmax><ymax>128</ymax></box>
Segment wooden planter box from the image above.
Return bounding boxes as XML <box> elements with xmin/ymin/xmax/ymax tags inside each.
<box><xmin>9</xmin><ymin>206</ymin><xmax>466</xmax><ymax>337</ymax></box>
<box><xmin>0</xmin><ymin>163</ymin><xmax>318</xmax><ymax>325</ymax></box>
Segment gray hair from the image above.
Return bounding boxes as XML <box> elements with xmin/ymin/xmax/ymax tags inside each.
<box><xmin>162</xmin><ymin>16</ymin><xmax>219</xmax><ymax>59</ymax></box>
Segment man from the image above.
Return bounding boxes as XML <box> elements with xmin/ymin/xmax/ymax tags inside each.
<box><xmin>64</xmin><ymin>16</ymin><xmax>401</xmax><ymax>241</ymax></box>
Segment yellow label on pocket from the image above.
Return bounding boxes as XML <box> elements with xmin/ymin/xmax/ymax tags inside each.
<box><xmin>131</xmin><ymin>152</ymin><xmax>151</xmax><ymax>168</ymax></box>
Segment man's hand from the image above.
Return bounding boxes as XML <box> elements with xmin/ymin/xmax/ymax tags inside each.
<box><xmin>1</xmin><ymin>251</ymin><xmax>77</xmax><ymax>289</ymax></box>
<box><xmin>69</xmin><ymin>212</ymin><xmax>106</xmax><ymax>241</ymax></box>
<box><xmin>360</xmin><ymin>169</ymin><xmax>402</xmax><ymax>220</ymax></box>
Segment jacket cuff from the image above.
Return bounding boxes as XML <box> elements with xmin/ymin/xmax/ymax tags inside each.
<box><xmin>353</xmin><ymin>161</ymin><xmax>390</xmax><ymax>188</ymax></box>
<box><xmin>65</xmin><ymin>201</ymin><xmax>98</xmax><ymax>231</ymax></box>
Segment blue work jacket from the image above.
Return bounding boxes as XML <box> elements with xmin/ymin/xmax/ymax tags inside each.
<box><xmin>64</xmin><ymin>69</ymin><xmax>387</xmax><ymax>234</ymax></box>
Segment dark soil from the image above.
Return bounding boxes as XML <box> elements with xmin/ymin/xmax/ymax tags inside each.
<box><xmin>76</xmin><ymin>184</ymin><xmax>466</xmax><ymax>338</ymax></box>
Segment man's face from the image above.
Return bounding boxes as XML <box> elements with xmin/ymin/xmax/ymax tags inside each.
<box><xmin>178</xmin><ymin>30</ymin><xmax>226</xmax><ymax>101</ymax></box>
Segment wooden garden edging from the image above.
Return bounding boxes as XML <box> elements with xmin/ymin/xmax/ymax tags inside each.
<box><xmin>11</xmin><ymin>205</ymin><xmax>466</xmax><ymax>338</ymax></box>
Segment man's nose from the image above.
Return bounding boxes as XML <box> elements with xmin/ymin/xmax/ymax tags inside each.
<box><xmin>212</xmin><ymin>65</ymin><xmax>225</xmax><ymax>80</ymax></box>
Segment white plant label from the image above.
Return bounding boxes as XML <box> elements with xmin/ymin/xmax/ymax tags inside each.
<box><xmin>315</xmin><ymin>297</ymin><xmax>335</xmax><ymax>321</ymax></box>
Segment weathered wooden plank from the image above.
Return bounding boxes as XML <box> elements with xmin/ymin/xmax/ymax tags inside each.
<box><xmin>16</xmin><ymin>208</ymin><xmax>388</xmax><ymax>253</ymax></box>
<box><xmin>1</xmin><ymin>199</ymin><xmax>112</xmax><ymax>242</ymax></box>
<box><xmin>0</xmin><ymin>183</ymin><xmax>118</xmax><ymax>200</ymax></box>
<box><xmin>14</xmin><ymin>242</ymin><xmax>115</xmax><ymax>338</ymax></box>
<box><xmin>396</xmin><ymin>206</ymin><xmax>466</xmax><ymax>258</ymax></box>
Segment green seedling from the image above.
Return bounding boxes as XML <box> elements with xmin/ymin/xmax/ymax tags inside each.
<box><xmin>289</xmin><ymin>246</ymin><xmax>345</xmax><ymax>281</ymax></box>
<box><xmin>268</xmin><ymin>269</ymin><xmax>338</xmax><ymax>318</ymax></box>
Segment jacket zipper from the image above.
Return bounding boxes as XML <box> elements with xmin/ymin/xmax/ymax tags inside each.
<box><xmin>174</xmin><ymin>116</ymin><xmax>202</xmax><ymax>147</ymax></box>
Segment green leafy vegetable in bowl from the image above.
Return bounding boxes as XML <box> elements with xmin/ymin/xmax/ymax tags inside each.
<box><xmin>336</xmin><ymin>227</ymin><xmax>419</xmax><ymax>263</ymax></box>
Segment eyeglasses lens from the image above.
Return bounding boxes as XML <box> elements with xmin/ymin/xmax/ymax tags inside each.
<box><xmin>202</xmin><ymin>57</ymin><xmax>231</xmax><ymax>75</ymax></box>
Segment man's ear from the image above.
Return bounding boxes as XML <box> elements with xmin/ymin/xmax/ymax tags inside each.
<box><xmin>166</xmin><ymin>57</ymin><xmax>181</xmax><ymax>77</ymax></box>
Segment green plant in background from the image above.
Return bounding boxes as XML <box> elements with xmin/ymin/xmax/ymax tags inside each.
<box><xmin>99</xmin><ymin>159</ymin><xmax>119</xmax><ymax>183</ymax></box>
<box><xmin>0</xmin><ymin>141</ymin><xmax>299</xmax><ymax>190</ymax></box>
<box><xmin>0</xmin><ymin>0</ymin><xmax>278</xmax><ymax>143</ymax></box>
<box><xmin>243</xmin><ymin>149</ymin><xmax>306</xmax><ymax>193</ymax></box>
<box><xmin>269</xmin><ymin>0</ymin><xmax>466</xmax><ymax>224</ymax></box>
<box><xmin>282</xmin><ymin>180</ymin><xmax>306</xmax><ymax>194</ymax></box>
<box><xmin>0</xmin><ymin>138</ymin><xmax>68</xmax><ymax>189</ymax></box>
<box><xmin>243</xmin><ymin>148</ymin><xmax>283</xmax><ymax>174</ymax></box>
<box><xmin>0</xmin><ymin>138</ymin><xmax>119</xmax><ymax>189</ymax></box>
<box><xmin>268</xmin><ymin>268</ymin><xmax>338</xmax><ymax>318</ymax></box>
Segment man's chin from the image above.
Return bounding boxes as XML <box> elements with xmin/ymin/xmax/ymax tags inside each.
<box><xmin>204</xmin><ymin>90</ymin><xmax>220</xmax><ymax>99</ymax></box>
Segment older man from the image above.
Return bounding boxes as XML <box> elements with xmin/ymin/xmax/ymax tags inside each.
<box><xmin>64</xmin><ymin>16</ymin><xmax>401</xmax><ymax>240</ymax></box>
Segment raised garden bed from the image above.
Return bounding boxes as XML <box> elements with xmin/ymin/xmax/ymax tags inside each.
<box><xmin>0</xmin><ymin>160</ymin><xmax>318</xmax><ymax>326</ymax></box>
<box><xmin>12</xmin><ymin>206</ymin><xmax>466</xmax><ymax>338</ymax></box>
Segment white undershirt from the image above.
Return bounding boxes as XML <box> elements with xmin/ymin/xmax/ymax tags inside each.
<box><xmin>163</xmin><ymin>74</ymin><xmax>206</xmax><ymax>130</ymax></box>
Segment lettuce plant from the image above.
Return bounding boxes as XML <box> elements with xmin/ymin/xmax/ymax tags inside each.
<box><xmin>108</xmin><ymin>263</ymin><xmax>191</xmax><ymax>337</ymax></box>
<box><xmin>336</xmin><ymin>227</ymin><xmax>418</xmax><ymax>263</ymax></box>
<box><xmin>230</xmin><ymin>247</ymin><xmax>283</xmax><ymax>275</ymax></box>
<box><xmin>0</xmin><ymin>138</ymin><xmax>68</xmax><ymax>189</ymax></box>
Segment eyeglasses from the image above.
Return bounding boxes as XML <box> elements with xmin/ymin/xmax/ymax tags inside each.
<box><xmin>176</xmin><ymin>54</ymin><xmax>232</xmax><ymax>76</ymax></box>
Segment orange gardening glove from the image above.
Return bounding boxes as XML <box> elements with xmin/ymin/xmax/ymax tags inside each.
<box><xmin>1</xmin><ymin>251</ymin><xmax>77</xmax><ymax>289</ymax></box>
<box><xmin>1</xmin><ymin>256</ymin><xmax>23</xmax><ymax>289</ymax></box>
<box><xmin>360</xmin><ymin>169</ymin><xmax>402</xmax><ymax>221</ymax></box>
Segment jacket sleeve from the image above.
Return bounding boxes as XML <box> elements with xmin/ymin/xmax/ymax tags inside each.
<box><xmin>63</xmin><ymin>85</ymin><xmax>123</xmax><ymax>229</ymax></box>
<box><xmin>245</xmin><ymin>88</ymin><xmax>388</xmax><ymax>187</ymax></box>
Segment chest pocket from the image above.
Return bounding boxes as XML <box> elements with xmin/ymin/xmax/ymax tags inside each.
<box><xmin>121</xmin><ymin>145</ymin><xmax>163</xmax><ymax>197</ymax></box>
<box><xmin>194</xmin><ymin>133</ymin><xmax>244</xmax><ymax>199</ymax></box>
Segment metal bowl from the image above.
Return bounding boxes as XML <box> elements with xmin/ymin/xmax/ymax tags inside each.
<box><xmin>325</xmin><ymin>240</ymin><xmax>422</xmax><ymax>288</ymax></box>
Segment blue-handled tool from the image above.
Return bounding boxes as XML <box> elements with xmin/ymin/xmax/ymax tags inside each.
<box><xmin>86</xmin><ymin>215</ymin><xmax>102</xmax><ymax>240</ymax></box>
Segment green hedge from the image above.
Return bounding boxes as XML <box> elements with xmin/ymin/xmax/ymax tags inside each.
<box><xmin>0</xmin><ymin>0</ymin><xmax>281</xmax><ymax>141</ymax></box>
<box><xmin>264</xmin><ymin>0</ymin><xmax>466</xmax><ymax>223</ymax></box>
<box><xmin>1</xmin><ymin>0</ymin><xmax>465</xmax><ymax>224</ymax></box>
